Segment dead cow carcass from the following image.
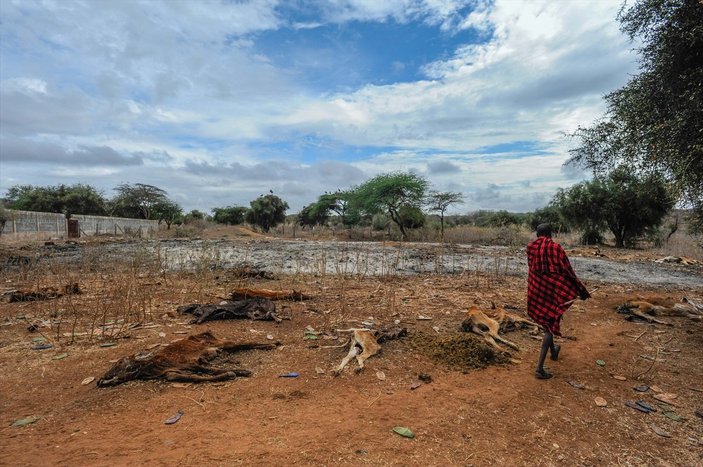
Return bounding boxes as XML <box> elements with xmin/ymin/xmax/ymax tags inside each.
<box><xmin>97</xmin><ymin>331</ymin><xmax>278</xmax><ymax>387</ymax></box>
<box><xmin>178</xmin><ymin>297</ymin><xmax>278</xmax><ymax>324</ymax></box>
<box><xmin>617</xmin><ymin>297</ymin><xmax>703</xmax><ymax>324</ymax></box>
<box><xmin>333</xmin><ymin>327</ymin><xmax>407</xmax><ymax>375</ymax></box>
<box><xmin>461</xmin><ymin>306</ymin><xmax>521</xmax><ymax>353</ymax></box>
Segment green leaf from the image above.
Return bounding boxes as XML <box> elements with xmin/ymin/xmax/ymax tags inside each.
<box><xmin>392</xmin><ymin>426</ymin><xmax>415</xmax><ymax>439</ymax></box>
<box><xmin>11</xmin><ymin>416</ymin><xmax>40</xmax><ymax>427</ymax></box>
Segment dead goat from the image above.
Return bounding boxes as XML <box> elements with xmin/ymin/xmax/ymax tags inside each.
<box><xmin>461</xmin><ymin>306</ymin><xmax>520</xmax><ymax>353</ymax></box>
<box><xmin>332</xmin><ymin>326</ymin><xmax>407</xmax><ymax>375</ymax></box>
<box><xmin>178</xmin><ymin>297</ymin><xmax>278</xmax><ymax>324</ymax></box>
<box><xmin>97</xmin><ymin>331</ymin><xmax>278</xmax><ymax>387</ymax></box>
<box><xmin>617</xmin><ymin>298</ymin><xmax>702</xmax><ymax>324</ymax></box>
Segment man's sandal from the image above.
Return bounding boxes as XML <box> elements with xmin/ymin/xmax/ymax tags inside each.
<box><xmin>535</xmin><ymin>368</ymin><xmax>553</xmax><ymax>379</ymax></box>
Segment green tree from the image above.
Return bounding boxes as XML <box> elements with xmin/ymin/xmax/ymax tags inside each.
<box><xmin>426</xmin><ymin>191</ymin><xmax>464</xmax><ymax>241</ymax></box>
<box><xmin>245</xmin><ymin>193</ymin><xmax>289</xmax><ymax>232</ymax></box>
<box><xmin>212</xmin><ymin>206</ymin><xmax>247</xmax><ymax>225</ymax></box>
<box><xmin>4</xmin><ymin>184</ymin><xmax>107</xmax><ymax>215</ymax></box>
<box><xmin>527</xmin><ymin>205</ymin><xmax>569</xmax><ymax>233</ymax></box>
<box><xmin>318</xmin><ymin>191</ymin><xmax>360</xmax><ymax>228</ymax></box>
<box><xmin>297</xmin><ymin>203</ymin><xmax>329</xmax><ymax>229</ymax></box>
<box><xmin>568</xmin><ymin>0</ymin><xmax>703</xmax><ymax>226</ymax></box>
<box><xmin>153</xmin><ymin>199</ymin><xmax>183</xmax><ymax>229</ymax></box>
<box><xmin>488</xmin><ymin>210</ymin><xmax>523</xmax><ymax>227</ymax></box>
<box><xmin>351</xmin><ymin>172</ymin><xmax>429</xmax><ymax>239</ymax></box>
<box><xmin>554</xmin><ymin>167</ymin><xmax>675</xmax><ymax>247</ymax></box>
<box><xmin>0</xmin><ymin>204</ymin><xmax>9</xmax><ymax>236</ymax></box>
<box><xmin>398</xmin><ymin>205</ymin><xmax>426</xmax><ymax>229</ymax></box>
<box><xmin>110</xmin><ymin>183</ymin><xmax>171</xmax><ymax>220</ymax></box>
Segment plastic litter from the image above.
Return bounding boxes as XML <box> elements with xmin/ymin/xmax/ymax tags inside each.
<box><xmin>279</xmin><ymin>372</ymin><xmax>299</xmax><ymax>378</ymax></box>
<box><xmin>392</xmin><ymin>426</ymin><xmax>415</xmax><ymax>439</ymax></box>
<box><xmin>164</xmin><ymin>410</ymin><xmax>184</xmax><ymax>425</ymax></box>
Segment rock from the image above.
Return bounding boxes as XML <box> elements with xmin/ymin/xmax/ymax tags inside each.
<box><xmin>595</xmin><ymin>397</ymin><xmax>607</xmax><ymax>407</ymax></box>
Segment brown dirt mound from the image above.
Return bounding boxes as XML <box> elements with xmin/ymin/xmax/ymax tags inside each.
<box><xmin>407</xmin><ymin>331</ymin><xmax>510</xmax><ymax>371</ymax></box>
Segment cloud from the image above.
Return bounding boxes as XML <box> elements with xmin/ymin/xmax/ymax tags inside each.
<box><xmin>427</xmin><ymin>160</ymin><xmax>461</xmax><ymax>174</ymax></box>
<box><xmin>0</xmin><ymin>136</ymin><xmax>143</xmax><ymax>166</ymax></box>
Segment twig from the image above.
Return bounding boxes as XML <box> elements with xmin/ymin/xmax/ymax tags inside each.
<box><xmin>687</xmin><ymin>387</ymin><xmax>703</xmax><ymax>393</ymax></box>
<box><xmin>634</xmin><ymin>330</ymin><xmax>647</xmax><ymax>342</ymax></box>
<box><xmin>635</xmin><ymin>346</ymin><xmax>660</xmax><ymax>379</ymax></box>
<box><xmin>366</xmin><ymin>394</ymin><xmax>382</xmax><ymax>408</ymax></box>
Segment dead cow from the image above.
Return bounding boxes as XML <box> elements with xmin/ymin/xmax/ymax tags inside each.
<box><xmin>97</xmin><ymin>331</ymin><xmax>278</xmax><ymax>387</ymax></box>
<box><xmin>461</xmin><ymin>306</ymin><xmax>520</xmax><ymax>353</ymax></box>
<box><xmin>333</xmin><ymin>327</ymin><xmax>407</xmax><ymax>375</ymax></box>
<box><xmin>178</xmin><ymin>298</ymin><xmax>278</xmax><ymax>324</ymax></box>
<box><xmin>617</xmin><ymin>298</ymin><xmax>703</xmax><ymax>324</ymax></box>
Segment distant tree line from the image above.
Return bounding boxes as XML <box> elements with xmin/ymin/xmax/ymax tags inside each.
<box><xmin>0</xmin><ymin>166</ymin><xmax>682</xmax><ymax>246</ymax></box>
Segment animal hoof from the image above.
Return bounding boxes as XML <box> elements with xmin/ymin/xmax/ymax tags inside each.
<box><xmin>354</xmin><ymin>367</ymin><xmax>364</xmax><ymax>374</ymax></box>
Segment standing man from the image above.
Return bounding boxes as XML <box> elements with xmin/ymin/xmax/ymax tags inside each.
<box><xmin>527</xmin><ymin>223</ymin><xmax>590</xmax><ymax>379</ymax></box>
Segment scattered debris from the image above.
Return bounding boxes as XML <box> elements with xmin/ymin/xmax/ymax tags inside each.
<box><xmin>625</xmin><ymin>400</ymin><xmax>652</xmax><ymax>414</ymax></box>
<box><xmin>11</xmin><ymin>416</ymin><xmax>40</xmax><ymax>427</ymax></box>
<box><xmin>567</xmin><ymin>380</ymin><xmax>586</xmax><ymax>390</ymax></box>
<box><xmin>594</xmin><ymin>397</ymin><xmax>607</xmax><ymax>407</ymax></box>
<box><xmin>410</xmin><ymin>382</ymin><xmax>422</xmax><ymax>390</ymax></box>
<box><xmin>636</xmin><ymin>400</ymin><xmax>657</xmax><ymax>412</ymax></box>
<box><xmin>376</xmin><ymin>371</ymin><xmax>386</xmax><ymax>381</ymax></box>
<box><xmin>178</xmin><ymin>298</ymin><xmax>278</xmax><ymax>324</ymax></box>
<box><xmin>164</xmin><ymin>410</ymin><xmax>184</xmax><ymax>425</ymax></box>
<box><xmin>99</xmin><ymin>342</ymin><xmax>116</xmax><ymax>348</ymax></box>
<box><xmin>613</xmin><ymin>375</ymin><xmax>627</xmax><ymax>381</ymax></box>
<box><xmin>596</xmin><ymin>360</ymin><xmax>606</xmax><ymax>367</ymax></box>
<box><xmin>81</xmin><ymin>377</ymin><xmax>95</xmax><ymax>385</ymax></box>
<box><xmin>97</xmin><ymin>331</ymin><xmax>277</xmax><ymax>386</ymax></box>
<box><xmin>315</xmin><ymin>367</ymin><xmax>325</xmax><ymax>375</ymax></box>
<box><xmin>417</xmin><ymin>315</ymin><xmax>432</xmax><ymax>321</ymax></box>
<box><xmin>634</xmin><ymin>384</ymin><xmax>650</xmax><ymax>392</ymax></box>
<box><xmin>418</xmin><ymin>373</ymin><xmax>432</xmax><ymax>383</ymax></box>
<box><xmin>52</xmin><ymin>353</ymin><xmax>68</xmax><ymax>360</ymax></box>
<box><xmin>650</xmin><ymin>423</ymin><xmax>671</xmax><ymax>438</ymax></box>
<box><xmin>653</xmin><ymin>393</ymin><xmax>679</xmax><ymax>406</ymax></box>
<box><xmin>279</xmin><ymin>372</ymin><xmax>299</xmax><ymax>378</ymax></box>
<box><xmin>409</xmin><ymin>332</ymin><xmax>510</xmax><ymax>371</ymax></box>
<box><xmin>392</xmin><ymin>426</ymin><xmax>414</xmax><ymax>439</ymax></box>
<box><xmin>31</xmin><ymin>343</ymin><xmax>52</xmax><ymax>350</ymax></box>
<box><xmin>229</xmin><ymin>288</ymin><xmax>311</xmax><ymax>301</ymax></box>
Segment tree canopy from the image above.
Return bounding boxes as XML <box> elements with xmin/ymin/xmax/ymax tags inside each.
<box><xmin>3</xmin><ymin>184</ymin><xmax>107</xmax><ymax>216</ymax></box>
<box><xmin>553</xmin><ymin>167</ymin><xmax>674</xmax><ymax>247</ymax></box>
<box><xmin>245</xmin><ymin>193</ymin><xmax>289</xmax><ymax>232</ymax></box>
<box><xmin>109</xmin><ymin>183</ymin><xmax>174</xmax><ymax>220</ymax></box>
<box><xmin>426</xmin><ymin>191</ymin><xmax>463</xmax><ymax>241</ymax></box>
<box><xmin>568</xmin><ymin>0</ymin><xmax>703</xmax><ymax>226</ymax></box>
<box><xmin>351</xmin><ymin>172</ymin><xmax>429</xmax><ymax>239</ymax></box>
<box><xmin>212</xmin><ymin>206</ymin><xmax>247</xmax><ymax>225</ymax></box>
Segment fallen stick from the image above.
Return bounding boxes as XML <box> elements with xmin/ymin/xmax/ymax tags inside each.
<box><xmin>634</xmin><ymin>330</ymin><xmax>647</xmax><ymax>342</ymax></box>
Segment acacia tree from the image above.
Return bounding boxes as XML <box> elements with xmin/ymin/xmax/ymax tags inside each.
<box><xmin>351</xmin><ymin>172</ymin><xmax>429</xmax><ymax>239</ymax></box>
<box><xmin>110</xmin><ymin>183</ymin><xmax>172</xmax><ymax>220</ymax></box>
<box><xmin>568</xmin><ymin>0</ymin><xmax>703</xmax><ymax>227</ymax></box>
<box><xmin>554</xmin><ymin>167</ymin><xmax>674</xmax><ymax>247</ymax></box>
<box><xmin>153</xmin><ymin>199</ymin><xmax>183</xmax><ymax>229</ymax></box>
<box><xmin>245</xmin><ymin>193</ymin><xmax>289</xmax><ymax>232</ymax></box>
<box><xmin>426</xmin><ymin>191</ymin><xmax>463</xmax><ymax>241</ymax></box>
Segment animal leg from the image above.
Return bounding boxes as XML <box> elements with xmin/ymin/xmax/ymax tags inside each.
<box><xmin>630</xmin><ymin>309</ymin><xmax>670</xmax><ymax>325</ymax></box>
<box><xmin>334</xmin><ymin>344</ymin><xmax>360</xmax><ymax>375</ymax></box>
<box><xmin>188</xmin><ymin>364</ymin><xmax>252</xmax><ymax>377</ymax></box>
<box><xmin>164</xmin><ymin>369</ymin><xmax>239</xmax><ymax>383</ymax></box>
<box><xmin>220</xmin><ymin>342</ymin><xmax>279</xmax><ymax>352</ymax></box>
<box><xmin>491</xmin><ymin>332</ymin><xmax>520</xmax><ymax>351</ymax></box>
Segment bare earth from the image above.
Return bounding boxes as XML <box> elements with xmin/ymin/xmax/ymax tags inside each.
<box><xmin>1</xmin><ymin>237</ymin><xmax>702</xmax><ymax>466</ymax></box>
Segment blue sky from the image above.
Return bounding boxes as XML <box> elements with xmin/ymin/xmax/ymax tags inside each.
<box><xmin>0</xmin><ymin>0</ymin><xmax>636</xmax><ymax>214</ymax></box>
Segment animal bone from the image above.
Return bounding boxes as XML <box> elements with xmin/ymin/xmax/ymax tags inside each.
<box><xmin>97</xmin><ymin>331</ymin><xmax>278</xmax><ymax>387</ymax></box>
<box><xmin>461</xmin><ymin>306</ymin><xmax>520</xmax><ymax>352</ymax></box>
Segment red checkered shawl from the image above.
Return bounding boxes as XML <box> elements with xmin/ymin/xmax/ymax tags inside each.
<box><xmin>527</xmin><ymin>236</ymin><xmax>588</xmax><ymax>336</ymax></box>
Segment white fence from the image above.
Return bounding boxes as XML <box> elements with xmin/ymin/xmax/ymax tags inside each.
<box><xmin>0</xmin><ymin>210</ymin><xmax>160</xmax><ymax>239</ymax></box>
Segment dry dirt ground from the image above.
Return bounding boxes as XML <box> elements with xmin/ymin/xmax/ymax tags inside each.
<box><xmin>1</xmin><ymin>238</ymin><xmax>702</xmax><ymax>466</ymax></box>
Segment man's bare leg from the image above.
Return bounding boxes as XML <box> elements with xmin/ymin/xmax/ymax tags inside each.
<box><xmin>536</xmin><ymin>331</ymin><xmax>554</xmax><ymax>379</ymax></box>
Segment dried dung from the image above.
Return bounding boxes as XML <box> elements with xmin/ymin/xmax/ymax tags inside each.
<box><xmin>408</xmin><ymin>332</ymin><xmax>510</xmax><ymax>371</ymax></box>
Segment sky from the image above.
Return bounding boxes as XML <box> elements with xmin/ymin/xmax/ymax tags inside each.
<box><xmin>0</xmin><ymin>0</ymin><xmax>638</xmax><ymax>215</ymax></box>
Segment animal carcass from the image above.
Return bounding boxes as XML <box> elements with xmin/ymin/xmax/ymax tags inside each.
<box><xmin>333</xmin><ymin>326</ymin><xmax>407</xmax><ymax>375</ymax></box>
<box><xmin>97</xmin><ymin>331</ymin><xmax>278</xmax><ymax>387</ymax></box>
<box><xmin>461</xmin><ymin>306</ymin><xmax>520</xmax><ymax>353</ymax></box>
<box><xmin>177</xmin><ymin>297</ymin><xmax>278</xmax><ymax>324</ymax></box>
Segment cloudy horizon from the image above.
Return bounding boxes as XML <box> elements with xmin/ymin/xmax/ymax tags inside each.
<box><xmin>0</xmin><ymin>0</ymin><xmax>636</xmax><ymax>215</ymax></box>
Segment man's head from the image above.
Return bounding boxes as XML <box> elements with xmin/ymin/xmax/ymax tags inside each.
<box><xmin>536</xmin><ymin>223</ymin><xmax>553</xmax><ymax>238</ymax></box>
